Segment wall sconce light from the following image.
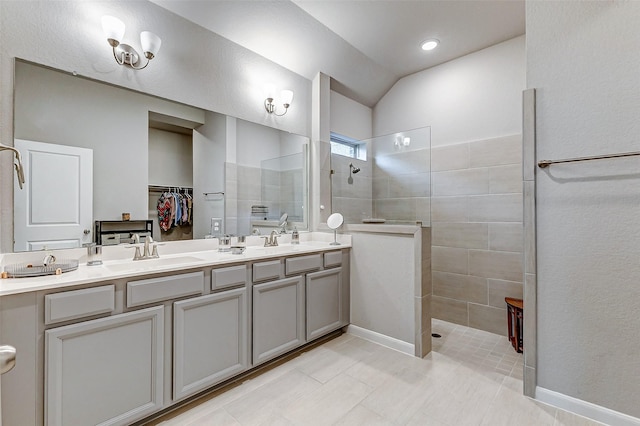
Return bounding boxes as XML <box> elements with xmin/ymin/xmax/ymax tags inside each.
<box><xmin>101</xmin><ymin>16</ymin><xmax>162</xmax><ymax>70</ymax></box>
<box><xmin>264</xmin><ymin>84</ymin><xmax>294</xmax><ymax>116</ymax></box>
<box><xmin>394</xmin><ymin>136</ymin><xmax>411</xmax><ymax>148</ymax></box>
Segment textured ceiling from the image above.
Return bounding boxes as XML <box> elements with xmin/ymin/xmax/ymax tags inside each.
<box><xmin>151</xmin><ymin>0</ymin><xmax>525</xmax><ymax>107</ymax></box>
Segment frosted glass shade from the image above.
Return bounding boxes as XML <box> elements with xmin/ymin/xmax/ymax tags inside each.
<box><xmin>280</xmin><ymin>90</ymin><xmax>294</xmax><ymax>106</ymax></box>
<box><xmin>264</xmin><ymin>84</ymin><xmax>276</xmax><ymax>100</ymax></box>
<box><xmin>140</xmin><ymin>31</ymin><xmax>162</xmax><ymax>57</ymax></box>
<box><xmin>102</xmin><ymin>16</ymin><xmax>125</xmax><ymax>44</ymax></box>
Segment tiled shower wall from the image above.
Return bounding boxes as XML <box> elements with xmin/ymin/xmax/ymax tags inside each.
<box><xmin>263</xmin><ymin>168</ymin><xmax>304</xmax><ymax>222</ymax></box>
<box><xmin>430</xmin><ymin>134</ymin><xmax>523</xmax><ymax>336</ymax></box>
<box><xmin>331</xmin><ymin>153</ymin><xmax>373</xmax><ymax>223</ymax></box>
<box><xmin>331</xmin><ymin>147</ymin><xmax>431</xmax><ymax>225</ymax></box>
<box><xmin>226</xmin><ymin>163</ymin><xmax>303</xmax><ymax>236</ymax></box>
<box><xmin>372</xmin><ymin>148</ymin><xmax>431</xmax><ymax>224</ymax></box>
<box><xmin>225</xmin><ymin>162</ymin><xmax>263</xmax><ymax>236</ymax></box>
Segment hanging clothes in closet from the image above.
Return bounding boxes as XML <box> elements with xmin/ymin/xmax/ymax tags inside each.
<box><xmin>157</xmin><ymin>189</ymin><xmax>192</xmax><ymax>232</ymax></box>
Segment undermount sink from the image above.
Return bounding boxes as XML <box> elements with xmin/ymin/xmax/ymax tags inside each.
<box><xmin>105</xmin><ymin>256</ymin><xmax>204</xmax><ymax>272</ymax></box>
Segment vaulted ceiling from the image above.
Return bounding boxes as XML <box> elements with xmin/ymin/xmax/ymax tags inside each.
<box><xmin>151</xmin><ymin>0</ymin><xmax>525</xmax><ymax>107</ymax></box>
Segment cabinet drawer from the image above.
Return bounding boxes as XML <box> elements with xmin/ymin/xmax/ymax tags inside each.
<box><xmin>212</xmin><ymin>265</ymin><xmax>247</xmax><ymax>291</ymax></box>
<box><xmin>285</xmin><ymin>254</ymin><xmax>322</xmax><ymax>275</ymax></box>
<box><xmin>323</xmin><ymin>251</ymin><xmax>342</xmax><ymax>268</ymax></box>
<box><xmin>127</xmin><ymin>271</ymin><xmax>204</xmax><ymax>307</ymax></box>
<box><xmin>45</xmin><ymin>285</ymin><xmax>115</xmax><ymax>325</ymax></box>
<box><xmin>252</xmin><ymin>260</ymin><xmax>281</xmax><ymax>283</ymax></box>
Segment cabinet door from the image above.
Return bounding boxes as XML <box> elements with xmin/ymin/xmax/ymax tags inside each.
<box><xmin>173</xmin><ymin>288</ymin><xmax>248</xmax><ymax>400</ymax></box>
<box><xmin>45</xmin><ymin>306</ymin><xmax>164</xmax><ymax>426</ymax></box>
<box><xmin>253</xmin><ymin>276</ymin><xmax>305</xmax><ymax>365</ymax></box>
<box><xmin>306</xmin><ymin>268</ymin><xmax>343</xmax><ymax>341</ymax></box>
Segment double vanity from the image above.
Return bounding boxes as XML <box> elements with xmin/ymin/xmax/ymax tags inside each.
<box><xmin>0</xmin><ymin>234</ymin><xmax>351</xmax><ymax>426</ymax></box>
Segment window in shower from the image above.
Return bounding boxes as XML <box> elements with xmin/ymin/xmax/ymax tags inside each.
<box><xmin>330</xmin><ymin>132</ymin><xmax>367</xmax><ymax>160</ymax></box>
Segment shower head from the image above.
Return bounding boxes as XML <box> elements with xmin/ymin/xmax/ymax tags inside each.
<box><xmin>349</xmin><ymin>163</ymin><xmax>361</xmax><ymax>174</ymax></box>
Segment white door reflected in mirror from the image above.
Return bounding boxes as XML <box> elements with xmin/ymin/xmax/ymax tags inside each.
<box><xmin>327</xmin><ymin>212</ymin><xmax>343</xmax><ymax>245</ymax></box>
<box><xmin>14</xmin><ymin>139</ymin><xmax>93</xmax><ymax>252</ymax></box>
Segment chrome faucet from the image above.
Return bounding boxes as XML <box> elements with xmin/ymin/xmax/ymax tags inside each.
<box><xmin>261</xmin><ymin>230</ymin><xmax>281</xmax><ymax>247</ymax></box>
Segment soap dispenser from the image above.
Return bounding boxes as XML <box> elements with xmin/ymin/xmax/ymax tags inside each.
<box><xmin>291</xmin><ymin>227</ymin><xmax>300</xmax><ymax>244</ymax></box>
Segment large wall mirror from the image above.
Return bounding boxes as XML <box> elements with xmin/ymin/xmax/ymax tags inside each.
<box><xmin>12</xmin><ymin>60</ymin><xmax>309</xmax><ymax>252</ymax></box>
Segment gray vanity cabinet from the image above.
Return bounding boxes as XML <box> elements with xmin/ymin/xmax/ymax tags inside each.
<box><xmin>45</xmin><ymin>306</ymin><xmax>164</xmax><ymax>426</ymax></box>
<box><xmin>252</xmin><ymin>276</ymin><xmax>305</xmax><ymax>365</ymax></box>
<box><xmin>173</xmin><ymin>287</ymin><xmax>248</xmax><ymax>401</ymax></box>
<box><xmin>306</xmin><ymin>267</ymin><xmax>343</xmax><ymax>341</ymax></box>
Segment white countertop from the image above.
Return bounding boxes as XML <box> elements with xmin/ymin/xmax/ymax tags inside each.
<box><xmin>0</xmin><ymin>233</ymin><xmax>351</xmax><ymax>297</ymax></box>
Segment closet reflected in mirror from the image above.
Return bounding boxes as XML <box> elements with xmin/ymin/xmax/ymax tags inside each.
<box><xmin>12</xmin><ymin>59</ymin><xmax>309</xmax><ymax>252</ymax></box>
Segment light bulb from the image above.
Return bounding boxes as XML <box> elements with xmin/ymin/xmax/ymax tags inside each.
<box><xmin>421</xmin><ymin>39</ymin><xmax>439</xmax><ymax>51</ymax></box>
<box><xmin>264</xmin><ymin>84</ymin><xmax>276</xmax><ymax>100</ymax></box>
<box><xmin>280</xmin><ymin>90</ymin><xmax>294</xmax><ymax>107</ymax></box>
<box><xmin>140</xmin><ymin>31</ymin><xmax>162</xmax><ymax>59</ymax></box>
<box><xmin>102</xmin><ymin>16</ymin><xmax>125</xmax><ymax>46</ymax></box>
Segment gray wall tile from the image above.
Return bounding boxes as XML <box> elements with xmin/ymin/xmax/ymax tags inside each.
<box><xmin>469</xmin><ymin>135</ymin><xmax>522</xmax><ymax>168</ymax></box>
<box><xmin>488</xmin><ymin>279</ymin><xmax>523</xmax><ymax>307</ymax></box>
<box><xmin>415</xmin><ymin>198</ymin><xmax>431</xmax><ymax>225</ymax></box>
<box><xmin>489</xmin><ymin>164</ymin><xmax>522</xmax><ymax>194</ymax></box>
<box><xmin>432</xmin><ymin>222</ymin><xmax>489</xmax><ymax>249</ymax></box>
<box><xmin>523</xmin><ymin>181</ymin><xmax>536</xmax><ymax>274</ymax></box>
<box><xmin>432</xmin><ymin>168</ymin><xmax>489</xmax><ymax>196</ymax></box>
<box><xmin>433</xmin><ymin>271</ymin><xmax>488</xmax><ymax>304</ymax></box>
<box><xmin>468</xmin><ymin>303</ymin><xmax>507</xmax><ymax>336</ymax></box>
<box><xmin>372</xmin><ymin>177</ymin><xmax>388</xmax><ymax>199</ymax></box>
<box><xmin>432</xmin><ymin>246</ymin><xmax>468</xmax><ymax>274</ymax></box>
<box><xmin>468</xmin><ymin>194</ymin><xmax>523</xmax><ymax>222</ymax></box>
<box><xmin>431</xmin><ymin>196</ymin><xmax>468</xmax><ymax>222</ymax></box>
<box><xmin>522</xmin><ymin>89</ymin><xmax>536</xmax><ymax>182</ymax></box>
<box><xmin>524</xmin><ymin>273</ymin><xmax>536</xmax><ymax>370</ymax></box>
<box><xmin>374</xmin><ymin>198</ymin><xmax>416</xmax><ymax>221</ymax></box>
<box><xmin>432</xmin><ymin>296</ymin><xmax>468</xmax><ymax>326</ymax></box>
<box><xmin>469</xmin><ymin>250</ymin><xmax>523</xmax><ymax>282</ymax></box>
<box><xmin>332</xmin><ymin>197</ymin><xmax>372</xmax><ymax>223</ymax></box>
<box><xmin>432</xmin><ymin>143</ymin><xmax>469</xmax><ymax>172</ymax></box>
<box><xmin>489</xmin><ymin>223</ymin><xmax>523</xmax><ymax>252</ymax></box>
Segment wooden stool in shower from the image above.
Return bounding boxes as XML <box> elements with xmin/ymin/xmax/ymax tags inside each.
<box><xmin>505</xmin><ymin>297</ymin><xmax>523</xmax><ymax>353</ymax></box>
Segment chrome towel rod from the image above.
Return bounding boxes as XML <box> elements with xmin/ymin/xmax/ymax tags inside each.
<box><xmin>538</xmin><ymin>150</ymin><xmax>640</xmax><ymax>168</ymax></box>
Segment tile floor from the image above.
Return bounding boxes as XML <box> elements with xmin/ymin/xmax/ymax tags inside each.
<box><xmin>146</xmin><ymin>320</ymin><xmax>604</xmax><ymax>426</ymax></box>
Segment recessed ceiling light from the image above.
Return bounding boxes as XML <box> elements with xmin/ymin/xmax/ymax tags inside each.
<box><xmin>421</xmin><ymin>39</ymin><xmax>439</xmax><ymax>51</ymax></box>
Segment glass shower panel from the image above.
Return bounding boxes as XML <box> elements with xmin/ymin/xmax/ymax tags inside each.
<box><xmin>331</xmin><ymin>126</ymin><xmax>431</xmax><ymax>226</ymax></box>
<box><xmin>260</xmin><ymin>146</ymin><xmax>308</xmax><ymax>227</ymax></box>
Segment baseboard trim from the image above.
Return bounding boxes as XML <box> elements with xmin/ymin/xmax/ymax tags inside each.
<box><xmin>536</xmin><ymin>386</ymin><xmax>640</xmax><ymax>426</ymax></box>
<box><xmin>345</xmin><ymin>325</ymin><xmax>414</xmax><ymax>356</ymax></box>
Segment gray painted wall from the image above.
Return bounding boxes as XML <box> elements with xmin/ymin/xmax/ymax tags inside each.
<box><xmin>528</xmin><ymin>1</ymin><xmax>640</xmax><ymax>418</ymax></box>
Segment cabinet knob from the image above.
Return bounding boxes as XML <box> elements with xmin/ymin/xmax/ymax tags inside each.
<box><xmin>83</xmin><ymin>229</ymin><xmax>91</xmax><ymax>235</ymax></box>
